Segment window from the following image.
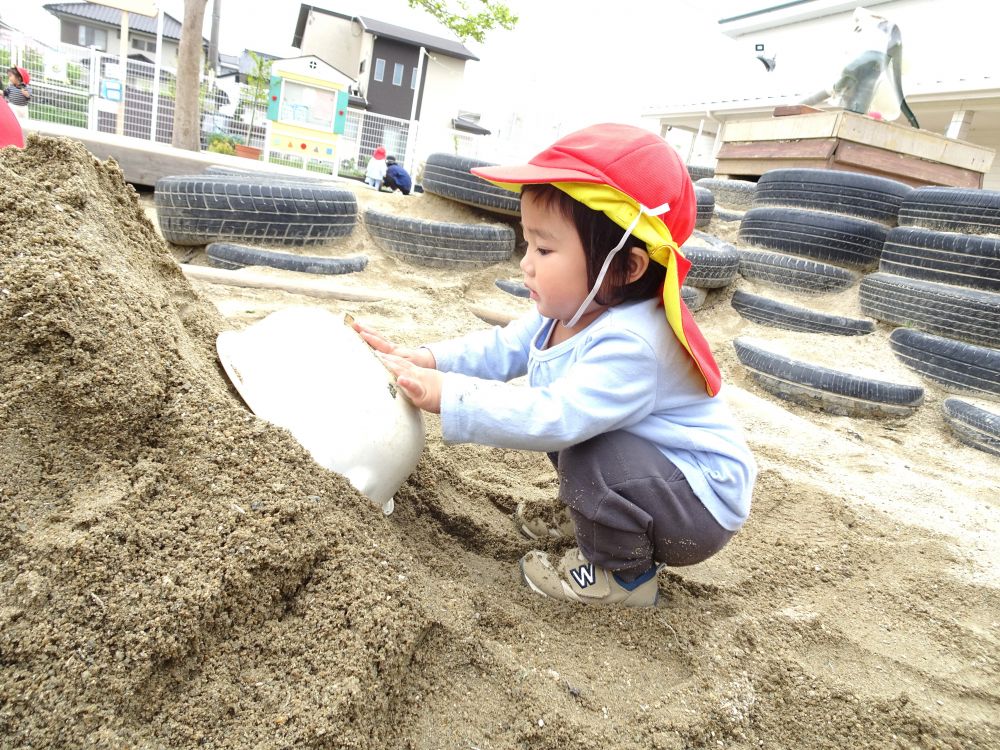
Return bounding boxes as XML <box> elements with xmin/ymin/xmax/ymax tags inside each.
<box><xmin>411</xmin><ymin>67</ymin><xmax>418</xmax><ymax>90</ymax></box>
<box><xmin>392</xmin><ymin>62</ymin><xmax>404</xmax><ymax>86</ymax></box>
<box><xmin>373</xmin><ymin>58</ymin><xmax>385</xmax><ymax>82</ymax></box>
<box><xmin>359</xmin><ymin>59</ymin><xmax>366</xmax><ymax>74</ymax></box>
<box><xmin>131</xmin><ymin>36</ymin><xmax>156</xmax><ymax>52</ymax></box>
<box><xmin>77</xmin><ymin>24</ymin><xmax>108</xmax><ymax>51</ymax></box>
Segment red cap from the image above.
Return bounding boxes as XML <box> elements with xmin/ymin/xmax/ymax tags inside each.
<box><xmin>472</xmin><ymin>123</ymin><xmax>696</xmax><ymax>247</ymax></box>
<box><xmin>373</xmin><ymin>146</ymin><xmax>386</xmax><ymax>160</ymax></box>
<box><xmin>14</xmin><ymin>67</ymin><xmax>29</xmax><ymax>85</ymax></box>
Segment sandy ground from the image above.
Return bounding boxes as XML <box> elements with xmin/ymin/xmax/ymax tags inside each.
<box><xmin>1</xmin><ymin>137</ymin><xmax>997</xmax><ymax>749</ymax></box>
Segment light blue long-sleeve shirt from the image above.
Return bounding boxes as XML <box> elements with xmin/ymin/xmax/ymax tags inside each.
<box><xmin>426</xmin><ymin>298</ymin><xmax>756</xmax><ymax>531</ymax></box>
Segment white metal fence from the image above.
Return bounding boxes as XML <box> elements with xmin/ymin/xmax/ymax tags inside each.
<box><xmin>1</xmin><ymin>30</ymin><xmax>509</xmax><ymax>178</ymax></box>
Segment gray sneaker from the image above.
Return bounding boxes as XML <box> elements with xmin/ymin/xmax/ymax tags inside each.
<box><xmin>519</xmin><ymin>548</ymin><xmax>660</xmax><ymax>607</ymax></box>
<box><xmin>514</xmin><ymin>501</ymin><xmax>575</xmax><ymax>540</ymax></box>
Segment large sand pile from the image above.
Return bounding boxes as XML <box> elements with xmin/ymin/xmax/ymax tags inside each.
<box><xmin>2</xmin><ymin>136</ymin><xmax>998</xmax><ymax>749</ymax></box>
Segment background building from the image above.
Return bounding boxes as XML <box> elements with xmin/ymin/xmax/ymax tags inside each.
<box><xmin>646</xmin><ymin>0</ymin><xmax>1000</xmax><ymax>188</ymax></box>
<box><xmin>43</xmin><ymin>2</ymin><xmax>200</xmax><ymax>67</ymax></box>
<box><xmin>292</xmin><ymin>4</ymin><xmax>483</xmax><ymax>158</ymax></box>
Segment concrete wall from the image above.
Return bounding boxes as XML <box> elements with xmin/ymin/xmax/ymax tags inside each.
<box><xmin>296</xmin><ymin>9</ymin><xmax>364</xmax><ymax>80</ymax></box>
<box><xmin>415</xmin><ymin>53</ymin><xmax>467</xmax><ymax>155</ymax></box>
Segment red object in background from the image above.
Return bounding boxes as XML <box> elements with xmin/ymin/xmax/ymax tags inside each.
<box><xmin>868</xmin><ymin>111</ymin><xmax>884</xmax><ymax>120</ymax></box>
<box><xmin>0</xmin><ymin>99</ymin><xmax>25</xmax><ymax>149</ymax></box>
<box><xmin>300</xmin><ymin>142</ymin><xmax>307</xmax><ymax>149</ymax></box>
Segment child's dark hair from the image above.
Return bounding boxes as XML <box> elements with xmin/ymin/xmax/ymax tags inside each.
<box><xmin>8</xmin><ymin>67</ymin><xmax>23</xmax><ymax>84</ymax></box>
<box><xmin>522</xmin><ymin>184</ymin><xmax>666</xmax><ymax>306</ymax></box>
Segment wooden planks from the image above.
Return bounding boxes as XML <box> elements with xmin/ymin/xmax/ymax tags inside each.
<box><xmin>716</xmin><ymin>109</ymin><xmax>995</xmax><ymax>187</ymax></box>
<box><xmin>833</xmin><ymin>142</ymin><xmax>982</xmax><ymax>188</ymax></box>
<box><xmin>180</xmin><ymin>264</ymin><xmax>396</xmax><ymax>302</ymax></box>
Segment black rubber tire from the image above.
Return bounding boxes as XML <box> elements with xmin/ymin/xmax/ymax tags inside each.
<box><xmin>364</xmin><ymin>208</ymin><xmax>515</xmax><ymax>268</ymax></box>
<box><xmin>753</xmin><ymin>169</ymin><xmax>911</xmax><ymax>225</ymax></box>
<box><xmin>733</xmin><ymin>338</ymin><xmax>924</xmax><ymax>417</ymax></box>
<box><xmin>681</xmin><ymin>234</ymin><xmax>739</xmax><ymax>288</ymax></box>
<box><xmin>941</xmin><ymin>398</ymin><xmax>1000</xmax><ymax>456</ymax></box>
<box><xmin>695</xmin><ymin>186</ymin><xmax>714</xmax><ymax>228</ymax></box>
<box><xmin>496</xmin><ymin>278</ymin><xmax>530</xmax><ymax>299</ymax></box>
<box><xmin>738</xmin><ymin>206</ymin><xmax>887</xmax><ymax>270</ymax></box>
<box><xmin>682</xmin><ymin>286</ymin><xmax>707</xmax><ymax>312</ymax></box>
<box><xmin>738</xmin><ymin>248</ymin><xmax>857</xmax><ymax>294</ymax></box>
<box><xmin>422</xmin><ymin>153</ymin><xmax>522</xmax><ymax>216</ymax></box>
<box><xmin>205</xmin><ymin>242</ymin><xmax>367</xmax><ymax>275</ymax></box>
<box><xmin>686</xmin><ymin>165</ymin><xmax>714</xmax><ymax>181</ymax></box>
<box><xmin>888</xmin><ymin>328</ymin><xmax>1000</xmax><ymax>397</ymax></box>
<box><xmin>731</xmin><ymin>289</ymin><xmax>874</xmax><ymax>336</ymax></box>
<box><xmin>859</xmin><ymin>273</ymin><xmax>1000</xmax><ymax>349</ymax></box>
<box><xmin>695</xmin><ymin>178</ymin><xmax>756</xmax><ymax>211</ymax></box>
<box><xmin>714</xmin><ymin>208</ymin><xmax>745</xmax><ymax>223</ymax></box>
<box><xmin>203</xmin><ymin>165</ymin><xmax>338</xmax><ymax>183</ymax></box>
<box><xmin>155</xmin><ymin>174</ymin><xmax>357</xmax><ymax>247</ymax></box>
<box><xmin>880</xmin><ymin>226</ymin><xmax>1000</xmax><ymax>292</ymax></box>
<box><xmin>898</xmin><ymin>187</ymin><xmax>1000</xmax><ymax>235</ymax></box>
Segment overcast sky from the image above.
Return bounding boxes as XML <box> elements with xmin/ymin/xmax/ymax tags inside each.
<box><xmin>5</xmin><ymin>1</ymin><xmax>770</xmax><ymax>138</ymax></box>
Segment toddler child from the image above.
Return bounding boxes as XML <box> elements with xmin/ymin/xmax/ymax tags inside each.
<box><xmin>364</xmin><ymin>146</ymin><xmax>387</xmax><ymax>190</ymax></box>
<box><xmin>3</xmin><ymin>67</ymin><xmax>31</xmax><ymax>121</ymax></box>
<box><xmin>356</xmin><ymin>124</ymin><xmax>756</xmax><ymax>607</ymax></box>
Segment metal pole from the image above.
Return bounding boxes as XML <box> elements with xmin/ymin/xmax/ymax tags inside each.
<box><xmin>407</xmin><ymin>45</ymin><xmax>426</xmax><ymax>177</ymax></box>
<box><xmin>209</xmin><ymin>0</ymin><xmax>221</xmax><ymax>74</ymax></box>
<box><xmin>116</xmin><ymin>10</ymin><xmax>129</xmax><ymax>135</ymax></box>
<box><xmin>150</xmin><ymin>9</ymin><xmax>164</xmax><ymax>141</ymax></box>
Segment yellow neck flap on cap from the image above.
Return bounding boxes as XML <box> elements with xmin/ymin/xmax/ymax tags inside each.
<box><xmin>550</xmin><ymin>182</ymin><xmax>683</xmax><ymax>267</ymax></box>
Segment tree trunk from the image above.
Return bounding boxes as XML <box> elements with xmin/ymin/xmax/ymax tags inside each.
<box><xmin>172</xmin><ymin>0</ymin><xmax>209</xmax><ymax>151</ymax></box>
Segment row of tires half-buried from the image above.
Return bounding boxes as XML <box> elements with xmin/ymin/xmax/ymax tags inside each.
<box><xmin>154</xmin><ymin>168</ymin><xmax>521</xmax><ymax>268</ymax></box>
<box><xmin>420</xmin><ymin>153</ymin><xmax>718</xmax><ymax>228</ymax></box>
<box><xmin>731</xmin><ymin>336</ymin><xmax>998</xmax><ymax>456</ymax></box>
<box><xmin>699</xmin><ymin>168</ymin><xmax>1000</xmax><ymax>235</ymax></box>
<box><xmin>725</xmin><ymin>176</ymin><xmax>1000</xmax><ymax>456</ymax></box>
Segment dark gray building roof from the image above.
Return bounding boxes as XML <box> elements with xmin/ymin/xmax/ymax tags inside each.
<box><xmin>292</xmin><ymin>4</ymin><xmax>478</xmax><ymax>61</ymax></box>
<box><xmin>43</xmin><ymin>2</ymin><xmax>204</xmax><ymax>43</ymax></box>
<box><xmin>356</xmin><ymin>16</ymin><xmax>478</xmax><ymax>61</ymax></box>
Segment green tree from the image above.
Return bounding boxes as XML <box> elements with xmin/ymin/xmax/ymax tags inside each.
<box><xmin>244</xmin><ymin>51</ymin><xmax>272</xmax><ymax>148</ymax></box>
<box><xmin>407</xmin><ymin>0</ymin><xmax>517</xmax><ymax>43</ymax></box>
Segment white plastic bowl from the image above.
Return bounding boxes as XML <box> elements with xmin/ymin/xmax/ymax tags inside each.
<box><xmin>216</xmin><ymin>307</ymin><xmax>425</xmax><ymax>514</ymax></box>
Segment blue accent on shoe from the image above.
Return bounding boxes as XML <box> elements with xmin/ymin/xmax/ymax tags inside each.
<box><xmin>613</xmin><ymin>565</ymin><xmax>658</xmax><ymax>591</ymax></box>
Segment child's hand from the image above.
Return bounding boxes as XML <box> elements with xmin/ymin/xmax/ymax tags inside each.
<box><xmin>378</xmin><ymin>354</ymin><xmax>443</xmax><ymax>414</ymax></box>
<box><xmin>351</xmin><ymin>321</ymin><xmax>436</xmax><ymax>369</ymax></box>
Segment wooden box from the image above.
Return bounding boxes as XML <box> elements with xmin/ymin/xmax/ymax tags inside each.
<box><xmin>716</xmin><ymin>110</ymin><xmax>995</xmax><ymax>188</ymax></box>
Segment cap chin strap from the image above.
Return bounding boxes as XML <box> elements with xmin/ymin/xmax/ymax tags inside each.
<box><xmin>564</xmin><ymin>201</ymin><xmax>672</xmax><ymax>329</ymax></box>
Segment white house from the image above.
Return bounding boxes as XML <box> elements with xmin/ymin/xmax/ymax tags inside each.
<box><xmin>291</xmin><ymin>4</ymin><xmax>485</xmax><ymax>156</ymax></box>
<box><xmin>646</xmin><ymin>0</ymin><xmax>1000</xmax><ymax>189</ymax></box>
<box><xmin>44</xmin><ymin>1</ymin><xmax>202</xmax><ymax>68</ymax></box>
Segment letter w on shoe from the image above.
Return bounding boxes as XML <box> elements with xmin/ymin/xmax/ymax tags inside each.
<box><xmin>569</xmin><ymin>562</ymin><xmax>596</xmax><ymax>589</ymax></box>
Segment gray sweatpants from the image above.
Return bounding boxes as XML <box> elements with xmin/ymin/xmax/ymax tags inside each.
<box><xmin>552</xmin><ymin>430</ymin><xmax>734</xmax><ymax>580</ymax></box>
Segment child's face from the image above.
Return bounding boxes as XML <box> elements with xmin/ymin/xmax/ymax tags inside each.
<box><xmin>7</xmin><ymin>72</ymin><xmax>17</xmax><ymax>85</ymax></box>
<box><xmin>519</xmin><ymin>191</ymin><xmax>595</xmax><ymax>326</ymax></box>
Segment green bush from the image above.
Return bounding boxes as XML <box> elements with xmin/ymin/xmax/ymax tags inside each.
<box><xmin>206</xmin><ymin>133</ymin><xmax>240</xmax><ymax>155</ymax></box>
